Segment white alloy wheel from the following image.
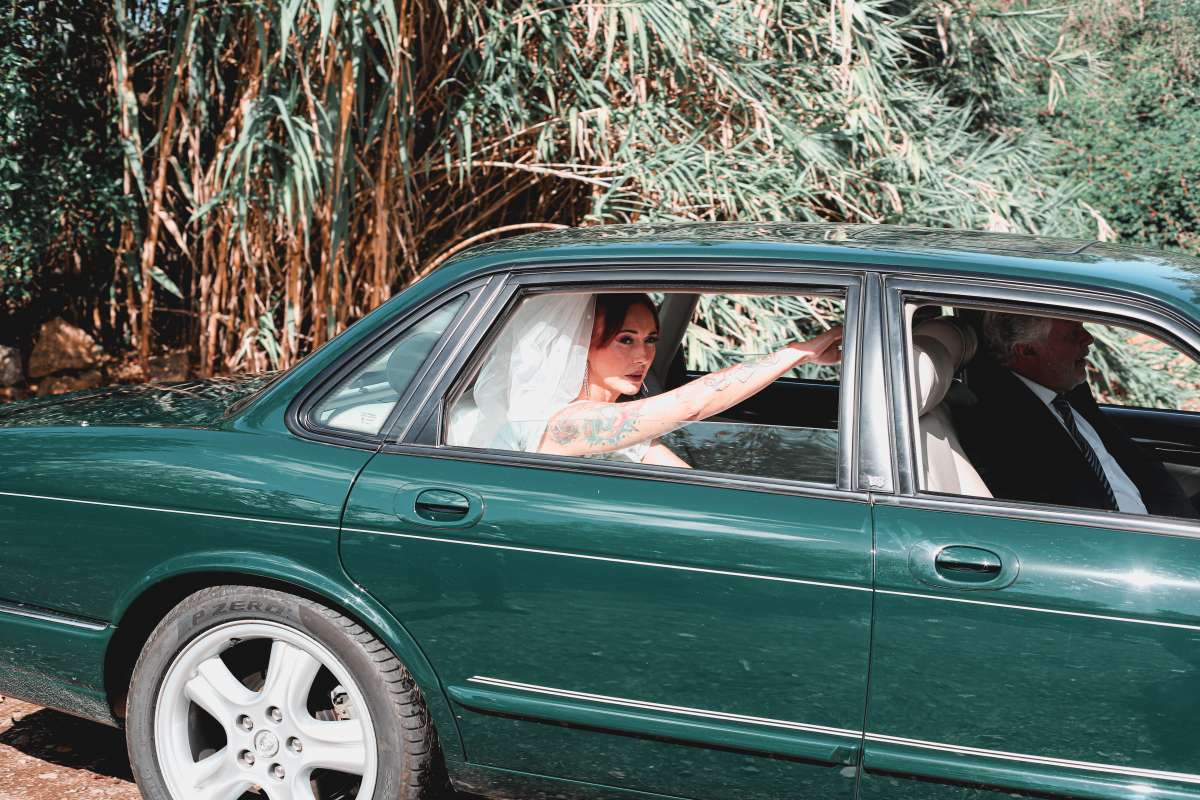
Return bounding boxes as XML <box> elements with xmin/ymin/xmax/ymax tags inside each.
<box><xmin>153</xmin><ymin>620</ymin><xmax>378</xmax><ymax>800</ymax></box>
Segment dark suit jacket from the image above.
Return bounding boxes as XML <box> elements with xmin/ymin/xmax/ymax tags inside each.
<box><xmin>954</xmin><ymin>362</ymin><xmax>1197</xmax><ymax>519</ymax></box>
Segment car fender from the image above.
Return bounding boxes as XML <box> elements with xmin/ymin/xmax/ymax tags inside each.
<box><xmin>110</xmin><ymin>548</ymin><xmax>465</xmax><ymax>760</ymax></box>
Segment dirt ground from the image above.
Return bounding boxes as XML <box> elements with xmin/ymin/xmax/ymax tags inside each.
<box><xmin>0</xmin><ymin>696</ymin><xmax>483</xmax><ymax>800</ymax></box>
<box><xmin>0</xmin><ymin>696</ymin><xmax>141</xmax><ymax>800</ymax></box>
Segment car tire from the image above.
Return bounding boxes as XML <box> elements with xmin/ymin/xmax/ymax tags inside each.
<box><xmin>126</xmin><ymin>585</ymin><xmax>443</xmax><ymax>800</ymax></box>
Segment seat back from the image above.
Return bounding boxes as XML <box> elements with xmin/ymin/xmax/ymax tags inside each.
<box><xmin>912</xmin><ymin>317</ymin><xmax>991</xmax><ymax>497</ymax></box>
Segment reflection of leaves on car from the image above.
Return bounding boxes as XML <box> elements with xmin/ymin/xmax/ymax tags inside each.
<box><xmin>664</xmin><ymin>423</ymin><xmax>838</xmax><ymax>484</ymax></box>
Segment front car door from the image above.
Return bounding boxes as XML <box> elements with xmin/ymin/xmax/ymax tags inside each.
<box><xmin>862</xmin><ymin>275</ymin><xmax>1200</xmax><ymax>799</ymax></box>
<box><xmin>339</xmin><ymin>265</ymin><xmax>876</xmax><ymax>799</ymax></box>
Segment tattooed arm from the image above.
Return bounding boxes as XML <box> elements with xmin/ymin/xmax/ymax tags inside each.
<box><xmin>538</xmin><ymin>326</ymin><xmax>843</xmax><ymax>457</ymax></box>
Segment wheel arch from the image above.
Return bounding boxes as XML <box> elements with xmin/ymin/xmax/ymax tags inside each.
<box><xmin>102</xmin><ymin>551</ymin><xmax>464</xmax><ymax>761</ymax></box>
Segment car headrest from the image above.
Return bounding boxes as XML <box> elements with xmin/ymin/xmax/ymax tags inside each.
<box><xmin>912</xmin><ymin>316</ymin><xmax>977</xmax><ymax>416</ymax></box>
<box><xmin>386</xmin><ymin>331</ymin><xmax>442</xmax><ymax>393</ymax></box>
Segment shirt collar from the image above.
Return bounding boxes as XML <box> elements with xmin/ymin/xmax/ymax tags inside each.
<box><xmin>1012</xmin><ymin>371</ymin><xmax>1058</xmax><ymax>407</ymax></box>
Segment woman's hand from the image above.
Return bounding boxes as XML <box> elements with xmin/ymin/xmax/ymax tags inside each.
<box><xmin>789</xmin><ymin>325</ymin><xmax>844</xmax><ymax>365</ymax></box>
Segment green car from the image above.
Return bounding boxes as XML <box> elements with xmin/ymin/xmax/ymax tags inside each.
<box><xmin>2</xmin><ymin>224</ymin><xmax>1200</xmax><ymax>800</ymax></box>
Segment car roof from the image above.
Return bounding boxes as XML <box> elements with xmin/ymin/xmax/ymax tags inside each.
<box><xmin>438</xmin><ymin>223</ymin><xmax>1200</xmax><ymax>317</ymax></box>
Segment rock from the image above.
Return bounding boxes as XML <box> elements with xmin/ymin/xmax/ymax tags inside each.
<box><xmin>148</xmin><ymin>349</ymin><xmax>190</xmax><ymax>382</ymax></box>
<box><xmin>36</xmin><ymin>370</ymin><xmax>102</xmax><ymax>397</ymax></box>
<box><xmin>28</xmin><ymin>319</ymin><xmax>100</xmax><ymax>378</ymax></box>
<box><xmin>0</xmin><ymin>345</ymin><xmax>20</xmax><ymax>387</ymax></box>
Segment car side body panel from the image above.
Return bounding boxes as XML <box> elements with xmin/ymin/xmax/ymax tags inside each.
<box><xmin>342</xmin><ymin>451</ymin><xmax>873</xmax><ymax>800</ymax></box>
<box><xmin>0</xmin><ymin>607</ymin><xmax>114</xmax><ymax>725</ymax></box>
<box><xmin>0</xmin><ymin>425</ymin><xmax>467</xmax><ymax>755</ymax></box>
<box><xmin>863</xmin><ymin>502</ymin><xmax>1200</xmax><ymax>799</ymax></box>
<box><xmin>0</xmin><ymin>426</ymin><xmax>366</xmax><ymax>620</ymax></box>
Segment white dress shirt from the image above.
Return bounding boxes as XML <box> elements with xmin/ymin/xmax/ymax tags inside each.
<box><xmin>1013</xmin><ymin>373</ymin><xmax>1148</xmax><ymax>515</ymax></box>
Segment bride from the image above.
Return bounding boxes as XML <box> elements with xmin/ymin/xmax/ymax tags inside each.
<box><xmin>447</xmin><ymin>292</ymin><xmax>843</xmax><ymax>467</ymax></box>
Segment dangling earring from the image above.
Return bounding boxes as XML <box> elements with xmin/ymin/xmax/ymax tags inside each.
<box><xmin>583</xmin><ymin>362</ymin><xmax>591</xmax><ymax>400</ymax></box>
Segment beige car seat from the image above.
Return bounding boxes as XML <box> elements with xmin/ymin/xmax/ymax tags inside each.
<box><xmin>912</xmin><ymin>317</ymin><xmax>991</xmax><ymax>497</ymax></box>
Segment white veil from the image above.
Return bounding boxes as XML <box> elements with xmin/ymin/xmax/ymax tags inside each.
<box><xmin>446</xmin><ymin>293</ymin><xmax>595</xmax><ymax>451</ymax></box>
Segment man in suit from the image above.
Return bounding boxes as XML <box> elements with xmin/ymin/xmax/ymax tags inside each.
<box><xmin>955</xmin><ymin>312</ymin><xmax>1197</xmax><ymax>518</ymax></box>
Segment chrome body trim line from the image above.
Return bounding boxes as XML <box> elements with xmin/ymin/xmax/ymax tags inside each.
<box><xmin>0</xmin><ymin>600</ymin><xmax>108</xmax><ymax>631</ymax></box>
<box><xmin>866</xmin><ymin>732</ymin><xmax>1200</xmax><ymax>785</ymax></box>
<box><xmin>0</xmin><ymin>490</ymin><xmax>340</xmax><ymax>531</ymax></box>
<box><xmin>341</xmin><ymin>527</ymin><xmax>871</xmax><ymax>593</ymax></box>
<box><xmin>876</xmin><ymin>588</ymin><xmax>1200</xmax><ymax>632</ymax></box>
<box><xmin>466</xmin><ymin>676</ymin><xmax>862</xmax><ymax>739</ymax></box>
<box><xmin>877</xmin><ymin>493</ymin><xmax>1200</xmax><ymax>538</ymax></box>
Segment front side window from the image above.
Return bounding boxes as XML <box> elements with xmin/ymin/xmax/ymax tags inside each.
<box><xmin>311</xmin><ymin>294</ymin><xmax>467</xmax><ymax>435</ymax></box>
<box><xmin>445</xmin><ymin>288</ymin><xmax>846</xmax><ymax>485</ymax></box>
<box><xmin>906</xmin><ymin>300</ymin><xmax>1200</xmax><ymax>520</ymax></box>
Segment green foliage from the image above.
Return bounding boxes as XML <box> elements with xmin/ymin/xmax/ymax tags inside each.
<box><xmin>1046</xmin><ymin>0</ymin><xmax>1200</xmax><ymax>255</ymax></box>
<box><xmin>0</xmin><ymin>0</ymin><xmax>1116</xmax><ymax>375</ymax></box>
<box><xmin>443</xmin><ymin>1</ymin><xmax>1099</xmax><ymax>234</ymax></box>
<box><xmin>0</xmin><ymin>4</ymin><xmax>126</xmax><ymax>319</ymax></box>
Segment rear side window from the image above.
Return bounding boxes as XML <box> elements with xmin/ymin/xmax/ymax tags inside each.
<box><xmin>312</xmin><ymin>295</ymin><xmax>467</xmax><ymax>435</ymax></box>
<box><xmin>444</xmin><ymin>288</ymin><xmax>845</xmax><ymax>486</ymax></box>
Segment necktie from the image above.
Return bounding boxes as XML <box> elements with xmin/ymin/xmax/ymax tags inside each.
<box><xmin>1051</xmin><ymin>395</ymin><xmax>1118</xmax><ymax>511</ymax></box>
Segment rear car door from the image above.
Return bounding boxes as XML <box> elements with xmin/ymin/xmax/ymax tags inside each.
<box><xmin>861</xmin><ymin>276</ymin><xmax>1200</xmax><ymax>800</ymax></box>
<box><xmin>339</xmin><ymin>267</ymin><xmax>875</xmax><ymax>799</ymax></box>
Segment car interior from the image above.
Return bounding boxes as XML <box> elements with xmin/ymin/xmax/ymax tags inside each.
<box><xmin>643</xmin><ymin>292</ymin><xmax>841</xmax><ymax>484</ymax></box>
<box><xmin>906</xmin><ymin>303</ymin><xmax>1200</xmax><ymax>517</ymax></box>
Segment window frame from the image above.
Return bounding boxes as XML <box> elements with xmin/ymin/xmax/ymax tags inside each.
<box><xmin>286</xmin><ymin>278</ymin><xmax>498</xmax><ymax>449</ymax></box>
<box><xmin>389</xmin><ymin>264</ymin><xmax>869</xmax><ymax>498</ymax></box>
<box><xmin>883</xmin><ymin>273</ymin><xmax>1200</xmax><ymax>536</ymax></box>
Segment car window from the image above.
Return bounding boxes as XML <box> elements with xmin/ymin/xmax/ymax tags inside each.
<box><xmin>444</xmin><ymin>289</ymin><xmax>844</xmax><ymax>485</ymax></box>
<box><xmin>1085</xmin><ymin>322</ymin><xmax>1200</xmax><ymax>413</ymax></box>
<box><xmin>905</xmin><ymin>301</ymin><xmax>1200</xmax><ymax>520</ymax></box>
<box><xmin>311</xmin><ymin>294</ymin><xmax>467</xmax><ymax>435</ymax></box>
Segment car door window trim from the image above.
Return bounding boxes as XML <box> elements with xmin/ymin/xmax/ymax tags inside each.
<box><xmin>285</xmin><ymin>279</ymin><xmax>495</xmax><ymax>449</ymax></box>
<box><xmin>396</xmin><ymin>265</ymin><xmax>866</xmax><ymax>495</ymax></box>
<box><xmin>882</xmin><ymin>275</ymin><xmax>1200</xmax><ymax>532</ymax></box>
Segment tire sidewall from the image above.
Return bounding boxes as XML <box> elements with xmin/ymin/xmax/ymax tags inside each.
<box><xmin>126</xmin><ymin>585</ymin><xmax>405</xmax><ymax>800</ymax></box>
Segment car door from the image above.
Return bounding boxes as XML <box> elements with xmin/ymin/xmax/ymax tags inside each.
<box><xmin>860</xmin><ymin>276</ymin><xmax>1200</xmax><ymax>800</ymax></box>
<box><xmin>339</xmin><ymin>267</ymin><xmax>875</xmax><ymax>800</ymax></box>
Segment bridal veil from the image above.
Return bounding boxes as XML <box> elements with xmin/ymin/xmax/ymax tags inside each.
<box><xmin>446</xmin><ymin>293</ymin><xmax>595</xmax><ymax>451</ymax></box>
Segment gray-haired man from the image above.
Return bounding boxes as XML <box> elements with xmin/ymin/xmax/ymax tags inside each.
<box><xmin>953</xmin><ymin>312</ymin><xmax>1196</xmax><ymax>518</ymax></box>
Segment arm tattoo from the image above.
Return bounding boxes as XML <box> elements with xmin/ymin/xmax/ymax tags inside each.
<box><xmin>702</xmin><ymin>350</ymin><xmax>787</xmax><ymax>391</ymax></box>
<box><xmin>550</xmin><ymin>403</ymin><xmax>641</xmax><ymax>450</ymax></box>
<box><xmin>547</xmin><ymin>417</ymin><xmax>581</xmax><ymax>445</ymax></box>
<box><xmin>582</xmin><ymin>404</ymin><xmax>640</xmax><ymax>447</ymax></box>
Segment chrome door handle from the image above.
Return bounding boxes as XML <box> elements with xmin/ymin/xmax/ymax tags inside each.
<box><xmin>934</xmin><ymin>546</ymin><xmax>1002</xmax><ymax>582</ymax></box>
<box><xmin>935</xmin><ymin>546</ymin><xmax>1001</xmax><ymax>573</ymax></box>
<box><xmin>908</xmin><ymin>540</ymin><xmax>1019</xmax><ymax>590</ymax></box>
<box><xmin>394</xmin><ymin>484</ymin><xmax>484</xmax><ymax>528</ymax></box>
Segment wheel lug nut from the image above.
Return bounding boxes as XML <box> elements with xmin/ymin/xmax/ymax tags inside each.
<box><xmin>267</xmin><ymin>706</ymin><xmax>283</xmax><ymax>723</ymax></box>
<box><xmin>271</xmin><ymin>763</ymin><xmax>285</xmax><ymax>780</ymax></box>
<box><xmin>287</xmin><ymin>737</ymin><xmax>303</xmax><ymax>753</ymax></box>
<box><xmin>238</xmin><ymin>749</ymin><xmax>256</xmax><ymax>767</ymax></box>
<box><xmin>237</xmin><ymin>714</ymin><xmax>254</xmax><ymax>731</ymax></box>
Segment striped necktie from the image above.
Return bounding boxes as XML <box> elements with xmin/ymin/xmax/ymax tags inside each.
<box><xmin>1051</xmin><ymin>395</ymin><xmax>1118</xmax><ymax>511</ymax></box>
